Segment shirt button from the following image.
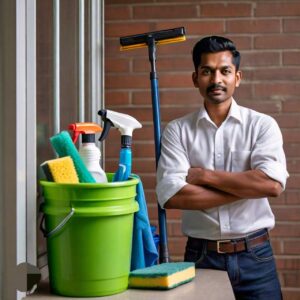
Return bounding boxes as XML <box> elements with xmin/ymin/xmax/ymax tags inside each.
<box><xmin>217</xmin><ymin>154</ymin><xmax>221</xmax><ymax>158</ymax></box>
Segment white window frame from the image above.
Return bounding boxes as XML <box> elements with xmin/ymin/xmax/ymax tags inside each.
<box><xmin>0</xmin><ymin>0</ymin><xmax>104</xmax><ymax>299</ymax></box>
<box><xmin>0</xmin><ymin>0</ymin><xmax>36</xmax><ymax>299</ymax></box>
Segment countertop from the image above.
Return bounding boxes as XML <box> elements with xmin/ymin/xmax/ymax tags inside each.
<box><xmin>24</xmin><ymin>269</ymin><xmax>235</xmax><ymax>300</ymax></box>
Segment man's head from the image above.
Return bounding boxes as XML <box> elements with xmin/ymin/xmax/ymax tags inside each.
<box><xmin>192</xmin><ymin>36</ymin><xmax>242</xmax><ymax>106</ymax></box>
<box><xmin>192</xmin><ymin>36</ymin><xmax>241</xmax><ymax>72</ymax></box>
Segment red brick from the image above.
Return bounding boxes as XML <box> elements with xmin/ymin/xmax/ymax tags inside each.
<box><xmin>133</xmin><ymin>5</ymin><xmax>198</xmax><ymax>19</ymax></box>
<box><xmin>273</xmin><ymin>206</ymin><xmax>300</xmax><ymax>221</ymax></box>
<box><xmin>167</xmin><ymin>221</ymin><xmax>183</xmax><ymax>237</ymax></box>
<box><xmin>132</xmin><ymin>89</ymin><xmax>200</xmax><ymax>106</ymax></box>
<box><xmin>168</xmin><ymin>237</ymin><xmax>187</xmax><ymax>256</ymax></box>
<box><xmin>201</xmin><ymin>3</ymin><xmax>252</xmax><ymax>17</ymax></box>
<box><xmin>276</xmin><ymin>114</ymin><xmax>300</xmax><ymax>128</ymax></box>
<box><xmin>271</xmin><ymin>239</ymin><xmax>284</xmax><ymax>255</ymax></box>
<box><xmin>105</xmin><ymin>90</ymin><xmax>130</xmax><ymax>106</ymax></box>
<box><xmin>282</xmin><ymin>100</ymin><xmax>300</xmax><ymax>113</ymax></box>
<box><xmin>276</xmin><ymin>257</ymin><xmax>300</xmax><ymax>270</ymax></box>
<box><xmin>283</xmin><ymin>129</ymin><xmax>300</xmax><ymax>143</ymax></box>
<box><xmin>106</xmin><ymin>73</ymin><xmax>149</xmax><ymax>89</ymax></box>
<box><xmin>245</xmin><ymin>68</ymin><xmax>300</xmax><ymax>82</ymax></box>
<box><xmin>284</xmin><ymin>240</ymin><xmax>300</xmax><ymax>255</ymax></box>
<box><xmin>270</xmin><ymin>194</ymin><xmax>286</xmax><ymax>206</ymax></box>
<box><xmin>105</xmin><ymin>22</ymin><xmax>153</xmax><ymax>38</ymax></box>
<box><xmin>285</xmin><ymin>191</ymin><xmax>300</xmax><ymax>205</ymax></box>
<box><xmin>241</xmin><ymin>52</ymin><xmax>280</xmax><ymax>67</ymax></box>
<box><xmin>242</xmin><ymin>101</ymin><xmax>281</xmax><ymax>114</ymax></box>
<box><xmin>283</xmin><ymin>51</ymin><xmax>300</xmax><ymax>66</ymax></box>
<box><xmin>226</xmin><ymin>36</ymin><xmax>252</xmax><ymax>50</ymax></box>
<box><xmin>254</xmin><ymin>83</ymin><xmax>300</xmax><ymax>98</ymax></box>
<box><xmin>155</xmin><ymin>20</ymin><xmax>225</xmax><ymax>35</ymax></box>
<box><xmin>133</xmin><ymin>125</ymin><xmax>154</xmax><ymax>140</ymax></box>
<box><xmin>232</xmin><ymin>85</ymin><xmax>253</xmax><ymax>101</ymax></box>
<box><xmin>132</xmin><ymin>159</ymin><xmax>156</xmax><ymax>173</ymax></box>
<box><xmin>161</xmin><ymin>107</ymin><xmax>196</xmax><ymax>122</ymax></box>
<box><xmin>283</xmin><ymin>272</ymin><xmax>300</xmax><ymax>287</ymax></box>
<box><xmin>272</xmin><ymin>223</ymin><xmax>300</xmax><ymax>238</ymax></box>
<box><xmin>284</xmin><ymin>18</ymin><xmax>300</xmax><ymax>33</ymax></box>
<box><xmin>133</xmin><ymin>57</ymin><xmax>193</xmax><ymax>72</ymax></box>
<box><xmin>255</xmin><ymin>35</ymin><xmax>300</xmax><ymax>50</ymax></box>
<box><xmin>227</xmin><ymin>19</ymin><xmax>280</xmax><ymax>34</ymax></box>
<box><xmin>158</xmin><ymin>73</ymin><xmax>195</xmax><ymax>88</ymax></box>
<box><xmin>282</xmin><ymin>289</ymin><xmax>300</xmax><ymax>300</ymax></box>
<box><xmin>284</xmin><ymin>144</ymin><xmax>300</xmax><ymax>158</ymax></box>
<box><xmin>106</xmin><ymin>58</ymin><xmax>130</xmax><ymax>73</ymax></box>
<box><xmin>133</xmin><ymin>143</ymin><xmax>155</xmax><ymax>158</ymax></box>
<box><xmin>256</xmin><ymin>3</ymin><xmax>300</xmax><ymax>17</ymax></box>
<box><xmin>286</xmin><ymin>175</ymin><xmax>300</xmax><ymax>189</ymax></box>
<box><xmin>287</xmin><ymin>159</ymin><xmax>300</xmax><ymax>174</ymax></box>
<box><xmin>105</xmin><ymin>6</ymin><xmax>131</xmax><ymax>20</ymax></box>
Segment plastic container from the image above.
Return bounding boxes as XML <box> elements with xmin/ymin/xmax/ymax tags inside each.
<box><xmin>40</xmin><ymin>174</ymin><xmax>139</xmax><ymax>297</ymax></box>
<box><xmin>79</xmin><ymin>134</ymin><xmax>107</xmax><ymax>183</ymax></box>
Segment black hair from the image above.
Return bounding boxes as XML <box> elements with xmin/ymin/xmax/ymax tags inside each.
<box><xmin>192</xmin><ymin>36</ymin><xmax>241</xmax><ymax>71</ymax></box>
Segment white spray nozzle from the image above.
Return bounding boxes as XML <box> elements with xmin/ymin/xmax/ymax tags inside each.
<box><xmin>98</xmin><ymin>109</ymin><xmax>142</xmax><ymax>141</ymax></box>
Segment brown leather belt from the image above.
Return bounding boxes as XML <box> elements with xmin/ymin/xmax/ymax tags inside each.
<box><xmin>188</xmin><ymin>230</ymin><xmax>269</xmax><ymax>254</ymax></box>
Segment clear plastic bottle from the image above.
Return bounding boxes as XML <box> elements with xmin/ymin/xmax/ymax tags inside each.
<box><xmin>79</xmin><ymin>134</ymin><xmax>107</xmax><ymax>183</ymax></box>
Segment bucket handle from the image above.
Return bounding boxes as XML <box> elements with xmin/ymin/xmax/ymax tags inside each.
<box><xmin>40</xmin><ymin>207</ymin><xmax>75</xmax><ymax>238</ymax></box>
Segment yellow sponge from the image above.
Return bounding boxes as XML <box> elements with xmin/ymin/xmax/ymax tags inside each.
<box><xmin>41</xmin><ymin>156</ymin><xmax>79</xmax><ymax>183</ymax></box>
<box><xmin>129</xmin><ymin>262</ymin><xmax>195</xmax><ymax>290</ymax></box>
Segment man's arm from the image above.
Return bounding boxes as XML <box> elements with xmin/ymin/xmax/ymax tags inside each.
<box><xmin>164</xmin><ymin>183</ymin><xmax>241</xmax><ymax>210</ymax></box>
<box><xmin>187</xmin><ymin>167</ymin><xmax>283</xmax><ymax>199</ymax></box>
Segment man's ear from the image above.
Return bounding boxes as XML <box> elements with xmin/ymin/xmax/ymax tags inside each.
<box><xmin>192</xmin><ymin>72</ymin><xmax>199</xmax><ymax>88</ymax></box>
<box><xmin>235</xmin><ymin>70</ymin><xmax>242</xmax><ymax>87</ymax></box>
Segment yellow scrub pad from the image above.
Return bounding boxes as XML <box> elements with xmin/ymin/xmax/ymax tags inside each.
<box><xmin>41</xmin><ymin>156</ymin><xmax>79</xmax><ymax>183</ymax></box>
<box><xmin>129</xmin><ymin>262</ymin><xmax>195</xmax><ymax>290</ymax></box>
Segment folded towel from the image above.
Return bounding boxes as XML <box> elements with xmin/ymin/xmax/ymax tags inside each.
<box><xmin>131</xmin><ymin>174</ymin><xmax>159</xmax><ymax>271</ymax></box>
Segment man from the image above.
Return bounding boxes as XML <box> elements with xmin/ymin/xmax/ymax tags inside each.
<box><xmin>156</xmin><ymin>36</ymin><xmax>288</xmax><ymax>299</ymax></box>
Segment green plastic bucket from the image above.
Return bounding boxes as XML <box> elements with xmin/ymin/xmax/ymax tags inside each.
<box><xmin>40</xmin><ymin>174</ymin><xmax>139</xmax><ymax>297</ymax></box>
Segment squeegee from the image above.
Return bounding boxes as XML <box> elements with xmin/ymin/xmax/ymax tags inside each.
<box><xmin>120</xmin><ymin>27</ymin><xmax>186</xmax><ymax>263</ymax></box>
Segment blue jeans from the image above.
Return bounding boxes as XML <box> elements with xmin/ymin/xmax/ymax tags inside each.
<box><xmin>184</xmin><ymin>229</ymin><xmax>282</xmax><ymax>300</ymax></box>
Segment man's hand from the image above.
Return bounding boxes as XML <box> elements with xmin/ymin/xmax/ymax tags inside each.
<box><xmin>186</xmin><ymin>167</ymin><xmax>282</xmax><ymax>199</ymax></box>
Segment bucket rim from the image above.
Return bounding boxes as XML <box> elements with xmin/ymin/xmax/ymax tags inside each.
<box><xmin>39</xmin><ymin>173</ymin><xmax>139</xmax><ymax>188</ymax></box>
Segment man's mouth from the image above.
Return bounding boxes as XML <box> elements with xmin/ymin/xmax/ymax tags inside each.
<box><xmin>207</xmin><ymin>84</ymin><xmax>226</xmax><ymax>94</ymax></box>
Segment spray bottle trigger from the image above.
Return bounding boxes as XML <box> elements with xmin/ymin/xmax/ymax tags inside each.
<box><xmin>98</xmin><ymin>119</ymin><xmax>113</xmax><ymax>142</ymax></box>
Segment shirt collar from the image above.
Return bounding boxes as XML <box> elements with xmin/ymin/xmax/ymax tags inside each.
<box><xmin>227</xmin><ymin>99</ymin><xmax>242</xmax><ymax>124</ymax></box>
<box><xmin>197</xmin><ymin>98</ymin><xmax>242</xmax><ymax>125</ymax></box>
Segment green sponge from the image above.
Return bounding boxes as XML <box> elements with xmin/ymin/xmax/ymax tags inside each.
<box><xmin>129</xmin><ymin>262</ymin><xmax>195</xmax><ymax>290</ymax></box>
<box><xmin>50</xmin><ymin>131</ymin><xmax>96</xmax><ymax>183</ymax></box>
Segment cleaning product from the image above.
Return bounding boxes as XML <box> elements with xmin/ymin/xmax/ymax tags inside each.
<box><xmin>69</xmin><ymin>122</ymin><xmax>107</xmax><ymax>183</ymax></box>
<box><xmin>98</xmin><ymin>110</ymin><xmax>142</xmax><ymax>182</ymax></box>
<box><xmin>41</xmin><ymin>156</ymin><xmax>79</xmax><ymax>183</ymax></box>
<box><xmin>128</xmin><ymin>262</ymin><xmax>195</xmax><ymax>290</ymax></box>
<box><xmin>50</xmin><ymin>131</ymin><xmax>96</xmax><ymax>183</ymax></box>
<box><xmin>120</xmin><ymin>27</ymin><xmax>186</xmax><ymax>263</ymax></box>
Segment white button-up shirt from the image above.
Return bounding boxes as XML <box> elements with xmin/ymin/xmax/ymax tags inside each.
<box><xmin>156</xmin><ymin>100</ymin><xmax>289</xmax><ymax>240</ymax></box>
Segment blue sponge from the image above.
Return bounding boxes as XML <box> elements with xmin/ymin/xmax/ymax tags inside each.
<box><xmin>50</xmin><ymin>131</ymin><xmax>96</xmax><ymax>183</ymax></box>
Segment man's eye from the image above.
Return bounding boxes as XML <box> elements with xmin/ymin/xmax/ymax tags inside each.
<box><xmin>222</xmin><ymin>69</ymin><xmax>231</xmax><ymax>75</ymax></box>
<box><xmin>201</xmin><ymin>69</ymin><xmax>211</xmax><ymax>75</ymax></box>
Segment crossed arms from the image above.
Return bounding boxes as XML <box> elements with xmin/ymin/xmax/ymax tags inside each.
<box><xmin>164</xmin><ymin>168</ymin><xmax>283</xmax><ymax>210</ymax></box>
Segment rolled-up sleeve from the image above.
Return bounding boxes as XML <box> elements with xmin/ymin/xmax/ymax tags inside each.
<box><xmin>156</xmin><ymin>121</ymin><xmax>190</xmax><ymax>208</ymax></box>
<box><xmin>251</xmin><ymin>116</ymin><xmax>289</xmax><ymax>190</ymax></box>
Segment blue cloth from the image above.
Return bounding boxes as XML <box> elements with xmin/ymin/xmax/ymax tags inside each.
<box><xmin>131</xmin><ymin>175</ymin><xmax>159</xmax><ymax>271</ymax></box>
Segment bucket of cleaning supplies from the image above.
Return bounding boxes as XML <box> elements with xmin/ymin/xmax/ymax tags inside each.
<box><xmin>40</xmin><ymin>173</ymin><xmax>139</xmax><ymax>297</ymax></box>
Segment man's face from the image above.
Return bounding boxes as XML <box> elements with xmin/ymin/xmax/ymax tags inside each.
<box><xmin>192</xmin><ymin>51</ymin><xmax>242</xmax><ymax>105</ymax></box>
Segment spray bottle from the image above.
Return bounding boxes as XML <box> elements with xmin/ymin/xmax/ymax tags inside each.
<box><xmin>68</xmin><ymin>122</ymin><xmax>107</xmax><ymax>183</ymax></box>
<box><xmin>98</xmin><ymin>110</ymin><xmax>142</xmax><ymax>182</ymax></box>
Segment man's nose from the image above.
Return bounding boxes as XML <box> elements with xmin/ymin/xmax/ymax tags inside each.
<box><xmin>210</xmin><ymin>71</ymin><xmax>222</xmax><ymax>83</ymax></box>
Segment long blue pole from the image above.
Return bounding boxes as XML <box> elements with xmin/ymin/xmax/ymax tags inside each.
<box><xmin>148</xmin><ymin>37</ymin><xmax>169</xmax><ymax>263</ymax></box>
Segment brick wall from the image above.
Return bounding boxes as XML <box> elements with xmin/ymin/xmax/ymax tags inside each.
<box><xmin>105</xmin><ymin>1</ymin><xmax>300</xmax><ymax>299</ymax></box>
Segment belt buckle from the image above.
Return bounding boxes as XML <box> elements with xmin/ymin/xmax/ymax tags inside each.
<box><xmin>217</xmin><ymin>240</ymin><xmax>231</xmax><ymax>254</ymax></box>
